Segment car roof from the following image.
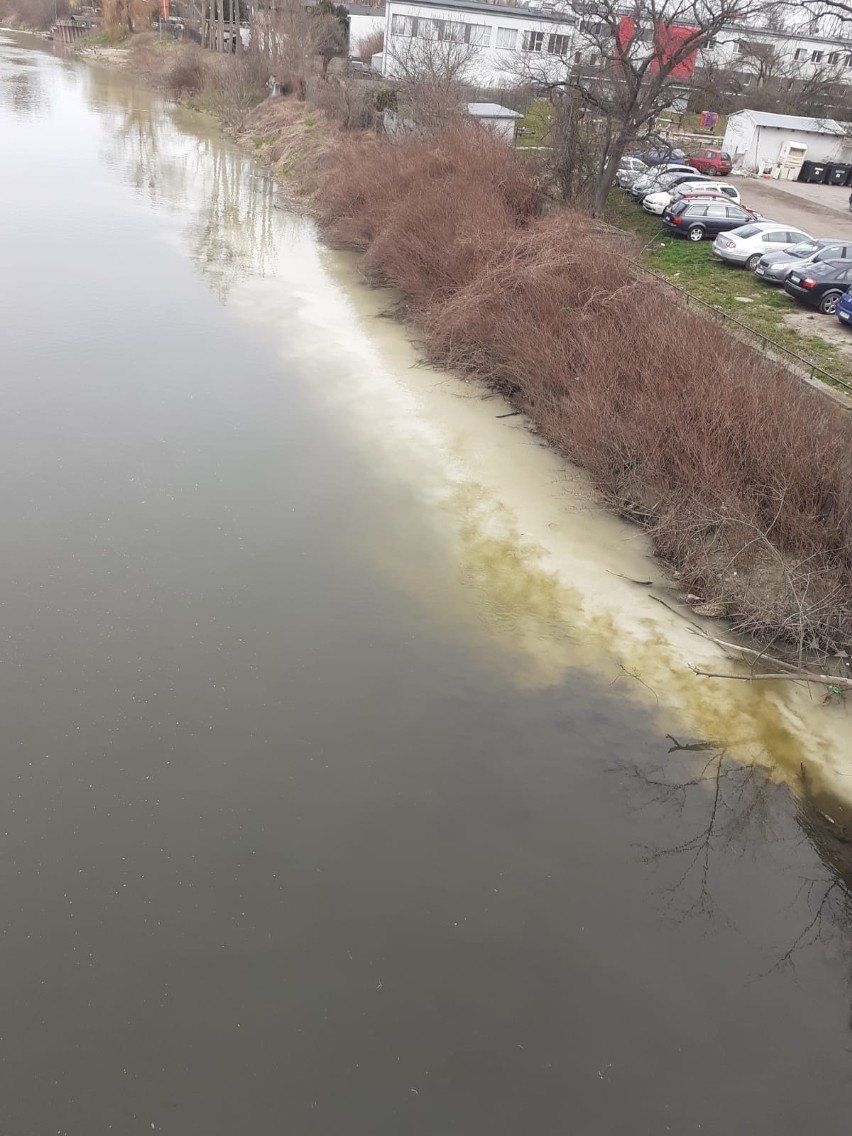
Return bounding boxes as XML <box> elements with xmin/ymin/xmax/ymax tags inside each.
<box><xmin>749</xmin><ymin>222</ymin><xmax>802</xmax><ymax>231</ymax></box>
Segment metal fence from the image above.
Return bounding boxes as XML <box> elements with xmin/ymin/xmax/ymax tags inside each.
<box><xmin>633</xmin><ymin>261</ymin><xmax>852</xmax><ymax>398</ymax></box>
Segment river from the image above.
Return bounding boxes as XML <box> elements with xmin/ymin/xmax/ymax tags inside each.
<box><xmin>2</xmin><ymin>31</ymin><xmax>852</xmax><ymax>1135</ymax></box>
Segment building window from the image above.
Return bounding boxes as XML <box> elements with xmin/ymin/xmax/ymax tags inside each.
<box><xmin>548</xmin><ymin>33</ymin><xmax>570</xmax><ymax>55</ymax></box>
<box><xmin>522</xmin><ymin>30</ymin><xmax>545</xmax><ymax>52</ymax></box>
<box><xmin>467</xmin><ymin>24</ymin><xmax>490</xmax><ymax>46</ymax></box>
<box><xmin>794</xmin><ymin>48</ymin><xmax>805</xmax><ymax>60</ymax></box>
<box><xmin>391</xmin><ymin>14</ymin><xmax>415</xmax><ymax>36</ymax></box>
<box><xmin>440</xmin><ymin>20</ymin><xmax>465</xmax><ymax>42</ymax></box>
<box><xmin>496</xmin><ymin>26</ymin><xmax>517</xmax><ymax>50</ymax></box>
<box><xmin>829</xmin><ymin>51</ymin><xmax>840</xmax><ymax>64</ymax></box>
<box><xmin>812</xmin><ymin>50</ymin><xmax>823</xmax><ymax>62</ymax></box>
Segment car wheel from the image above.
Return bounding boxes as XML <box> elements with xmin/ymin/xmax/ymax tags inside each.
<box><xmin>819</xmin><ymin>291</ymin><xmax>842</xmax><ymax>315</ymax></box>
<box><xmin>687</xmin><ymin>225</ymin><xmax>705</xmax><ymax>242</ymax></box>
<box><xmin>707</xmin><ymin>166</ymin><xmax>717</xmax><ymax>176</ymax></box>
<box><xmin>744</xmin><ymin>253</ymin><xmax>761</xmax><ymax>271</ymax></box>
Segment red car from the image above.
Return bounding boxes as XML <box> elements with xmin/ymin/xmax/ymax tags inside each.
<box><xmin>686</xmin><ymin>148</ymin><xmax>733</xmax><ymax>176</ymax></box>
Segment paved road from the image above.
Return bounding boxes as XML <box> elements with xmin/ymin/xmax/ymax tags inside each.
<box><xmin>735</xmin><ymin>176</ymin><xmax>852</xmax><ymax>240</ymax></box>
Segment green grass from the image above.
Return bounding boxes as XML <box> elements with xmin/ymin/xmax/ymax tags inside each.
<box><xmin>516</xmin><ymin>99</ymin><xmax>552</xmax><ymax>148</ymax></box>
<box><xmin>607</xmin><ymin>192</ymin><xmax>852</xmax><ymax>392</ymax></box>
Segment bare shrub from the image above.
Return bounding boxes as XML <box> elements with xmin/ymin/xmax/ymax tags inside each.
<box><xmin>207</xmin><ymin>51</ymin><xmax>269</xmax><ymax>127</ymax></box>
<box><xmin>313</xmin><ymin>127</ymin><xmax>852</xmax><ymax>653</ymax></box>
<box><xmin>354</xmin><ymin>29</ymin><xmax>383</xmax><ymax>66</ymax></box>
<box><xmin>165</xmin><ymin>45</ymin><xmax>207</xmax><ymax>95</ymax></box>
<box><xmin>315</xmin><ymin>124</ymin><xmax>539</xmax><ymax>305</ymax></box>
<box><xmin>306</xmin><ymin>76</ymin><xmax>377</xmax><ymax>131</ymax></box>
<box><xmin>0</xmin><ymin>0</ymin><xmax>68</xmax><ymax>28</ymax></box>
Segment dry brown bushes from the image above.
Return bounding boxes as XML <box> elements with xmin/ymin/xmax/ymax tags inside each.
<box><xmin>354</xmin><ymin>29</ymin><xmax>383</xmax><ymax>65</ymax></box>
<box><xmin>316</xmin><ymin>125</ymin><xmax>539</xmax><ymax>306</ymax></box>
<box><xmin>313</xmin><ymin>124</ymin><xmax>852</xmax><ymax>654</ymax></box>
<box><xmin>0</xmin><ymin>0</ymin><xmax>67</xmax><ymax>28</ymax></box>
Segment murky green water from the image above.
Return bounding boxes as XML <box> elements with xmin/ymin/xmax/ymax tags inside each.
<box><xmin>2</xmin><ymin>32</ymin><xmax>852</xmax><ymax>1135</ymax></box>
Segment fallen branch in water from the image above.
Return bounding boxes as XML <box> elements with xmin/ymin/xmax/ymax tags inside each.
<box><xmin>692</xmin><ymin>667</ymin><xmax>852</xmax><ymax>689</ymax></box>
<box><xmin>690</xmin><ymin>631</ymin><xmax>802</xmax><ymax>674</ymax></box>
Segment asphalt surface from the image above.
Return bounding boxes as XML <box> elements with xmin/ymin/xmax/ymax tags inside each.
<box><xmin>734</xmin><ymin>176</ymin><xmax>852</xmax><ymax>240</ymax></box>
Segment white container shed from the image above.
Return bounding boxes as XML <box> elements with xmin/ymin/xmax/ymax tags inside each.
<box><xmin>467</xmin><ymin>102</ymin><xmax>522</xmax><ymax>141</ymax></box>
<box><xmin>722</xmin><ymin>110</ymin><xmax>850</xmax><ymax>173</ymax></box>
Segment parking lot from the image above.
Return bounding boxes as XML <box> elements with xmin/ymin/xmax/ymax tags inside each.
<box><xmin>611</xmin><ymin>171</ymin><xmax>852</xmax><ymax>396</ymax></box>
<box><xmin>733</xmin><ymin>177</ymin><xmax>852</xmax><ymax>241</ymax></box>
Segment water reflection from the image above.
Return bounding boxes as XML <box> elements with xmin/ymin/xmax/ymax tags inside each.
<box><xmin>0</xmin><ymin>41</ymin><xmax>47</xmax><ymax>117</ymax></box>
<box><xmin>626</xmin><ymin>737</ymin><xmax>852</xmax><ymax>975</ymax></box>
<box><xmin>84</xmin><ymin>64</ymin><xmax>277</xmax><ymax>299</ymax></box>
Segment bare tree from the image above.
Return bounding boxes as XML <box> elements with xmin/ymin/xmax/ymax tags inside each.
<box><xmin>355</xmin><ymin>28</ymin><xmax>384</xmax><ymax>65</ymax></box>
<box><xmin>313</xmin><ymin>0</ymin><xmax>349</xmax><ymax>79</ymax></box>
<box><xmin>514</xmin><ymin>0</ymin><xmax>763</xmax><ymax>215</ymax></box>
<box><xmin>384</xmin><ymin>18</ymin><xmax>477</xmax><ymax>130</ymax></box>
<box><xmin>249</xmin><ymin>0</ymin><xmax>346</xmax><ymax>93</ymax></box>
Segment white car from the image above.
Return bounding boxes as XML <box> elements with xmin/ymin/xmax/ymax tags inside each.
<box><xmin>616</xmin><ymin>156</ymin><xmax>649</xmax><ymax>188</ymax></box>
<box><xmin>629</xmin><ymin>165</ymin><xmax>698</xmax><ymax>199</ymax></box>
<box><xmin>712</xmin><ymin>222</ymin><xmax>813</xmax><ymax>269</ymax></box>
<box><xmin>642</xmin><ymin>182</ymin><xmax>742</xmax><ymax>215</ymax></box>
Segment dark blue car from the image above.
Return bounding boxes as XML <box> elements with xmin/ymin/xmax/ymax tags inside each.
<box><xmin>836</xmin><ymin>287</ymin><xmax>852</xmax><ymax>327</ymax></box>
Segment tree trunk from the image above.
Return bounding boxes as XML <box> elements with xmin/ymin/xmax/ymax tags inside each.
<box><xmin>591</xmin><ymin>135</ymin><xmax>627</xmax><ymax>218</ymax></box>
<box><xmin>234</xmin><ymin>0</ymin><xmax>242</xmax><ymax>55</ymax></box>
<box><xmin>217</xmin><ymin>0</ymin><xmax>225</xmax><ymax>53</ymax></box>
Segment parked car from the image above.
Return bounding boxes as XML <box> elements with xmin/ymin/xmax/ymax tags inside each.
<box><xmin>639</xmin><ymin>147</ymin><xmax>687</xmax><ymax>166</ymax></box>
<box><xmin>783</xmin><ymin>259</ymin><xmax>852</xmax><ymax>314</ymax></box>
<box><xmin>629</xmin><ymin>165</ymin><xmax>698</xmax><ymax>199</ymax></box>
<box><xmin>711</xmin><ymin>223</ymin><xmax>813</xmax><ymax>269</ymax></box>
<box><xmin>753</xmin><ymin>238</ymin><xmax>852</xmax><ymax>283</ymax></box>
<box><xmin>835</xmin><ymin>287</ymin><xmax>852</xmax><ymax>326</ymax></box>
<box><xmin>662</xmin><ymin>200</ymin><xmax>761</xmax><ymax>241</ymax></box>
<box><xmin>641</xmin><ymin>173</ymin><xmax>711</xmax><ymax>213</ymax></box>
<box><xmin>642</xmin><ymin>179</ymin><xmax>742</xmax><ymax>215</ymax></box>
<box><xmin>616</xmin><ymin>156</ymin><xmax>649</xmax><ymax>188</ymax></box>
<box><xmin>673</xmin><ymin>180</ymin><xmax>741</xmax><ymax>204</ymax></box>
<box><xmin>686</xmin><ymin>148</ymin><xmax>733</xmax><ymax>176</ymax></box>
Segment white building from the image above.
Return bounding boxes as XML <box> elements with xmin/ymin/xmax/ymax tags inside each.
<box><xmin>348</xmin><ymin>4</ymin><xmax>386</xmax><ymax>55</ymax></box>
<box><xmin>700</xmin><ymin>23</ymin><xmax>852</xmax><ymax>85</ymax></box>
<box><xmin>382</xmin><ymin>0</ymin><xmax>578</xmax><ymax>87</ymax></box>
<box><xmin>722</xmin><ymin>109</ymin><xmax>850</xmax><ymax>172</ymax></box>
<box><xmin>380</xmin><ymin>0</ymin><xmax>852</xmax><ymax>101</ymax></box>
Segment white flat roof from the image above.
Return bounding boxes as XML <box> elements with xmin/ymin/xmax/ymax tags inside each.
<box><xmin>734</xmin><ymin>110</ymin><xmax>846</xmax><ymax>136</ymax></box>
<box><xmin>468</xmin><ymin>102</ymin><xmax>523</xmax><ymax>119</ymax></box>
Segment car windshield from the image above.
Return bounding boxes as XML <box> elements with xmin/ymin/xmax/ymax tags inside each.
<box><xmin>720</xmin><ymin>152</ymin><xmax>731</xmax><ymax>160</ymax></box>
<box><xmin>786</xmin><ymin>243</ymin><xmax>819</xmax><ymax>257</ymax></box>
<box><xmin>732</xmin><ymin>225</ymin><xmax>761</xmax><ymax>238</ymax></box>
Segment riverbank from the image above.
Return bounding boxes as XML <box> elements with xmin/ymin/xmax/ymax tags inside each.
<box><xmin>238</xmin><ymin>90</ymin><xmax>852</xmax><ymax>672</ymax></box>
<box><xmin>80</xmin><ymin>38</ymin><xmax>852</xmax><ymax>792</ymax></box>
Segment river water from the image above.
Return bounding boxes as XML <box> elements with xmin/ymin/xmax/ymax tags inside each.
<box><xmin>2</xmin><ymin>31</ymin><xmax>852</xmax><ymax>1135</ymax></box>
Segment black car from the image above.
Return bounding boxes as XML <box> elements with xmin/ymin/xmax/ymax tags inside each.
<box><xmin>783</xmin><ymin>259</ymin><xmax>852</xmax><ymax>314</ymax></box>
<box><xmin>662</xmin><ymin>200</ymin><xmax>757</xmax><ymax>242</ymax></box>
